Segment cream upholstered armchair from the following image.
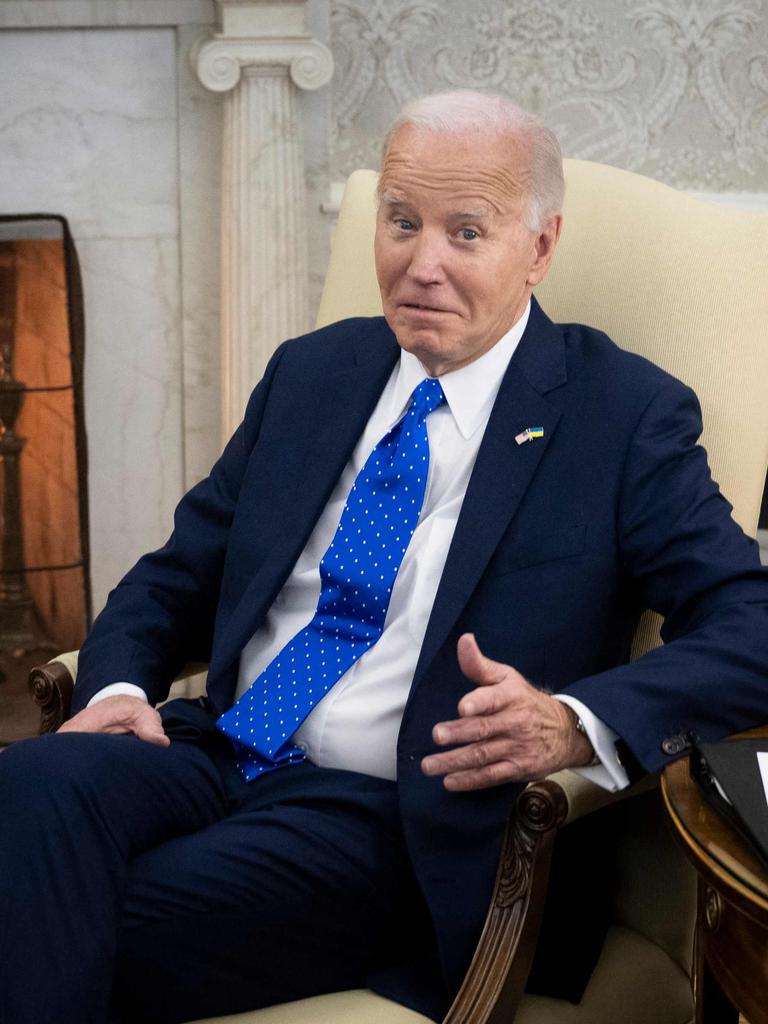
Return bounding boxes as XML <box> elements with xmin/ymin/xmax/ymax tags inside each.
<box><xmin>31</xmin><ymin>160</ymin><xmax>768</xmax><ymax>1024</ymax></box>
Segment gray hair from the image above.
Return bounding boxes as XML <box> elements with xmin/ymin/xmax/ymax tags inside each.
<box><xmin>382</xmin><ymin>90</ymin><xmax>564</xmax><ymax>232</ymax></box>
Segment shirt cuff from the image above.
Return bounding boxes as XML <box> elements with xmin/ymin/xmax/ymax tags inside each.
<box><xmin>553</xmin><ymin>694</ymin><xmax>630</xmax><ymax>792</ymax></box>
<box><xmin>86</xmin><ymin>683</ymin><xmax>149</xmax><ymax>707</ymax></box>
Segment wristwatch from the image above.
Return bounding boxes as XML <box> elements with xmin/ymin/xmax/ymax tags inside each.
<box><xmin>574</xmin><ymin>715</ymin><xmax>601</xmax><ymax>767</ymax></box>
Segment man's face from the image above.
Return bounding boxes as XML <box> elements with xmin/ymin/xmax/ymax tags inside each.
<box><xmin>374</xmin><ymin>126</ymin><xmax>561</xmax><ymax>376</ymax></box>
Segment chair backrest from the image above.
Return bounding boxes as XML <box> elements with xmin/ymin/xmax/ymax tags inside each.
<box><xmin>316</xmin><ymin>162</ymin><xmax>768</xmax><ymax>655</ymax></box>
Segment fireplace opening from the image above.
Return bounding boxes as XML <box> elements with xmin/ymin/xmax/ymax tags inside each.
<box><xmin>0</xmin><ymin>216</ymin><xmax>90</xmax><ymax>744</ymax></box>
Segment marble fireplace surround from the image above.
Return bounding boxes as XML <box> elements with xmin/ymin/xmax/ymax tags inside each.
<box><xmin>0</xmin><ymin>0</ymin><xmax>765</xmax><ymax>616</ymax></box>
<box><xmin>0</xmin><ymin>0</ymin><xmax>336</xmax><ymax>612</ymax></box>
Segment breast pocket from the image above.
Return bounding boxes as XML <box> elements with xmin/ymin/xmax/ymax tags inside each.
<box><xmin>488</xmin><ymin>524</ymin><xmax>587</xmax><ymax>576</ymax></box>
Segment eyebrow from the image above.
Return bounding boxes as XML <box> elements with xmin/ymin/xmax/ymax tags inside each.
<box><xmin>378</xmin><ymin>190</ymin><xmax>408</xmax><ymax>206</ymax></box>
<box><xmin>449</xmin><ymin>208</ymin><xmax>492</xmax><ymax>221</ymax></box>
<box><xmin>378</xmin><ymin>192</ymin><xmax>493</xmax><ymax>221</ymax></box>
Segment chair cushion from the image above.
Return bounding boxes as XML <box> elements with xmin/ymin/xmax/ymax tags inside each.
<box><xmin>187</xmin><ymin>989</ymin><xmax>432</xmax><ymax>1024</ymax></box>
<box><xmin>515</xmin><ymin>925</ymin><xmax>693</xmax><ymax>1024</ymax></box>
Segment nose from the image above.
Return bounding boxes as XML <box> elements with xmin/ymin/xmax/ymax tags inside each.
<box><xmin>406</xmin><ymin>231</ymin><xmax>446</xmax><ymax>286</ymax></box>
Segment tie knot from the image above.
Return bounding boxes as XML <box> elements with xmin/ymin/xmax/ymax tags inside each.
<box><xmin>410</xmin><ymin>377</ymin><xmax>445</xmax><ymax>418</ymax></box>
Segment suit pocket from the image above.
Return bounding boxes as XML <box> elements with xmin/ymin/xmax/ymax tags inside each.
<box><xmin>488</xmin><ymin>524</ymin><xmax>587</xmax><ymax>576</ymax></box>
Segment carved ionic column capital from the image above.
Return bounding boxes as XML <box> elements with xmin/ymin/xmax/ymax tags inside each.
<box><xmin>194</xmin><ymin>35</ymin><xmax>333</xmax><ymax>93</ymax></box>
<box><xmin>192</xmin><ymin>1</ymin><xmax>333</xmax><ymax>94</ymax></box>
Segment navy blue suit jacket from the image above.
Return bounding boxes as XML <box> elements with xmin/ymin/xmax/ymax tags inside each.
<box><xmin>75</xmin><ymin>298</ymin><xmax>768</xmax><ymax>1005</ymax></box>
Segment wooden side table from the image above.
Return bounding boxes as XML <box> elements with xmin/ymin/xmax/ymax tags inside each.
<box><xmin>662</xmin><ymin>728</ymin><xmax>768</xmax><ymax>1024</ymax></box>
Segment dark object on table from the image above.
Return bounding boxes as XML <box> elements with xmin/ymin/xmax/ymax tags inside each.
<box><xmin>691</xmin><ymin>738</ymin><xmax>768</xmax><ymax>872</ymax></box>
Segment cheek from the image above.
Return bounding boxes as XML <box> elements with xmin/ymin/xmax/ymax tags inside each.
<box><xmin>451</xmin><ymin>270</ymin><xmax>489</xmax><ymax>311</ymax></box>
<box><xmin>374</xmin><ymin>244</ymin><xmax>399</xmax><ymax>296</ymax></box>
<box><xmin>373</xmin><ymin>228</ymin><xmax>392</xmax><ymax>279</ymax></box>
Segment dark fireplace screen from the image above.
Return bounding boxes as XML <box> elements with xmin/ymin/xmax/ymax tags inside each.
<box><xmin>0</xmin><ymin>215</ymin><xmax>90</xmax><ymax>743</ymax></box>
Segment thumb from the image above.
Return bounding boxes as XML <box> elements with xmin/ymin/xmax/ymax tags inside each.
<box><xmin>132</xmin><ymin>709</ymin><xmax>171</xmax><ymax>747</ymax></box>
<box><xmin>456</xmin><ymin>633</ymin><xmax>507</xmax><ymax>687</ymax></box>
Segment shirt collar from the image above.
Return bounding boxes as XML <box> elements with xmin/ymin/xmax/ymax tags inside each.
<box><xmin>394</xmin><ymin>302</ymin><xmax>531</xmax><ymax>440</ymax></box>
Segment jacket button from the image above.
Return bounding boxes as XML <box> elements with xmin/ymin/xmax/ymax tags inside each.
<box><xmin>661</xmin><ymin>735</ymin><xmax>688</xmax><ymax>756</ymax></box>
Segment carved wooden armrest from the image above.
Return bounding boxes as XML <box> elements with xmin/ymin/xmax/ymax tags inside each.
<box><xmin>444</xmin><ymin>779</ymin><xmax>569</xmax><ymax>1024</ymax></box>
<box><xmin>29</xmin><ymin>653</ymin><xmax>78</xmax><ymax>734</ymax></box>
<box><xmin>442</xmin><ymin>768</ymin><xmax>658</xmax><ymax>1024</ymax></box>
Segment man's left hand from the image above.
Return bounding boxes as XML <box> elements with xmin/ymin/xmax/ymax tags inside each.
<box><xmin>421</xmin><ymin>633</ymin><xmax>594</xmax><ymax>791</ymax></box>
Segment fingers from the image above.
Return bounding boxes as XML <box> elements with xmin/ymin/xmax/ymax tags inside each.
<box><xmin>422</xmin><ymin>738</ymin><xmax>527</xmax><ymax>789</ymax></box>
<box><xmin>433</xmin><ymin>707</ymin><xmax>510</xmax><ymax>747</ymax></box>
<box><xmin>58</xmin><ymin>695</ymin><xmax>170</xmax><ymax>747</ymax></box>
<box><xmin>432</xmin><ymin>759</ymin><xmax>521</xmax><ymax>792</ymax></box>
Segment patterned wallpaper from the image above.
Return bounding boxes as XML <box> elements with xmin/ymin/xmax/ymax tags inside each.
<box><xmin>328</xmin><ymin>0</ymin><xmax>768</xmax><ymax>192</ymax></box>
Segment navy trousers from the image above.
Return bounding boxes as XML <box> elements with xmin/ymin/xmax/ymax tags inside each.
<box><xmin>0</xmin><ymin>711</ymin><xmax>436</xmax><ymax>1024</ymax></box>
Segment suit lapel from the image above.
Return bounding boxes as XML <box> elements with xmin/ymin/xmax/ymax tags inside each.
<box><xmin>294</xmin><ymin>370</ymin><xmax>396</xmax><ymax>527</ymax></box>
<box><xmin>216</xmin><ymin>323</ymin><xmax>400</xmax><ymax>678</ymax></box>
<box><xmin>282</xmin><ymin>325</ymin><xmax>401</xmax><ymax>548</ymax></box>
<box><xmin>412</xmin><ymin>299</ymin><xmax>568</xmax><ymax>686</ymax></box>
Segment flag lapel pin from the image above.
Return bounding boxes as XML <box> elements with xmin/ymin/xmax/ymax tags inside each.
<box><xmin>515</xmin><ymin>426</ymin><xmax>545</xmax><ymax>446</ymax></box>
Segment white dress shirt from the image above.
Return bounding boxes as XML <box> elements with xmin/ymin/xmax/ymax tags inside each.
<box><xmin>92</xmin><ymin>304</ymin><xmax>627</xmax><ymax>790</ymax></box>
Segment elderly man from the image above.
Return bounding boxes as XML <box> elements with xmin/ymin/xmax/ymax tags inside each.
<box><xmin>1</xmin><ymin>90</ymin><xmax>767</xmax><ymax>1024</ymax></box>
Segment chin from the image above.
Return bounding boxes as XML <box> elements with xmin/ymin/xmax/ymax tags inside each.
<box><xmin>395</xmin><ymin>326</ymin><xmax>449</xmax><ymax>356</ymax></box>
<box><xmin>397</xmin><ymin>335</ymin><xmax>447</xmax><ymax>365</ymax></box>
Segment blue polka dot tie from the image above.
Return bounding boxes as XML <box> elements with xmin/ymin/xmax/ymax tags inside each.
<box><xmin>216</xmin><ymin>377</ymin><xmax>446</xmax><ymax>780</ymax></box>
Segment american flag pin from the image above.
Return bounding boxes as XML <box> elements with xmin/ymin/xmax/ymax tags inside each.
<box><xmin>515</xmin><ymin>426</ymin><xmax>544</xmax><ymax>446</ymax></box>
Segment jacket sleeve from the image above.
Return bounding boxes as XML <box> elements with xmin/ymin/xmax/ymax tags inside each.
<box><xmin>562</xmin><ymin>378</ymin><xmax>768</xmax><ymax>774</ymax></box>
<box><xmin>73</xmin><ymin>342</ymin><xmax>290</xmax><ymax>712</ymax></box>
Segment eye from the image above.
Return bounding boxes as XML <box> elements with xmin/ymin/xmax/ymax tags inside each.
<box><xmin>394</xmin><ymin>217</ymin><xmax>415</xmax><ymax>232</ymax></box>
<box><xmin>459</xmin><ymin>228</ymin><xmax>479</xmax><ymax>241</ymax></box>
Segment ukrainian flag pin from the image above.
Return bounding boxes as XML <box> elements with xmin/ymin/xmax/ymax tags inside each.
<box><xmin>515</xmin><ymin>426</ymin><xmax>545</xmax><ymax>446</ymax></box>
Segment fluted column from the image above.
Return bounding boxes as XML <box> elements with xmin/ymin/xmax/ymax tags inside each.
<box><xmin>193</xmin><ymin>1</ymin><xmax>333</xmax><ymax>438</ymax></box>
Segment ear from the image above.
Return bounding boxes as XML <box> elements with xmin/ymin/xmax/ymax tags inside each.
<box><xmin>527</xmin><ymin>214</ymin><xmax>562</xmax><ymax>286</ymax></box>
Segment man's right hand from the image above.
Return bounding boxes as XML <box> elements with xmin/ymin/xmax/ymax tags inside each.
<box><xmin>57</xmin><ymin>695</ymin><xmax>170</xmax><ymax>747</ymax></box>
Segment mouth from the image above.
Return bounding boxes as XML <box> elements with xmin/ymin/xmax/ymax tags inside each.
<box><xmin>399</xmin><ymin>302</ymin><xmax>454</xmax><ymax>315</ymax></box>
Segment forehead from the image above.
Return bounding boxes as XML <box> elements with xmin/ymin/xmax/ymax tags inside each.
<box><xmin>379</xmin><ymin>125</ymin><xmax>530</xmax><ymax>216</ymax></box>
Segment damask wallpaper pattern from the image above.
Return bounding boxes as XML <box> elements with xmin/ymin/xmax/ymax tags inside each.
<box><xmin>329</xmin><ymin>0</ymin><xmax>768</xmax><ymax>192</ymax></box>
